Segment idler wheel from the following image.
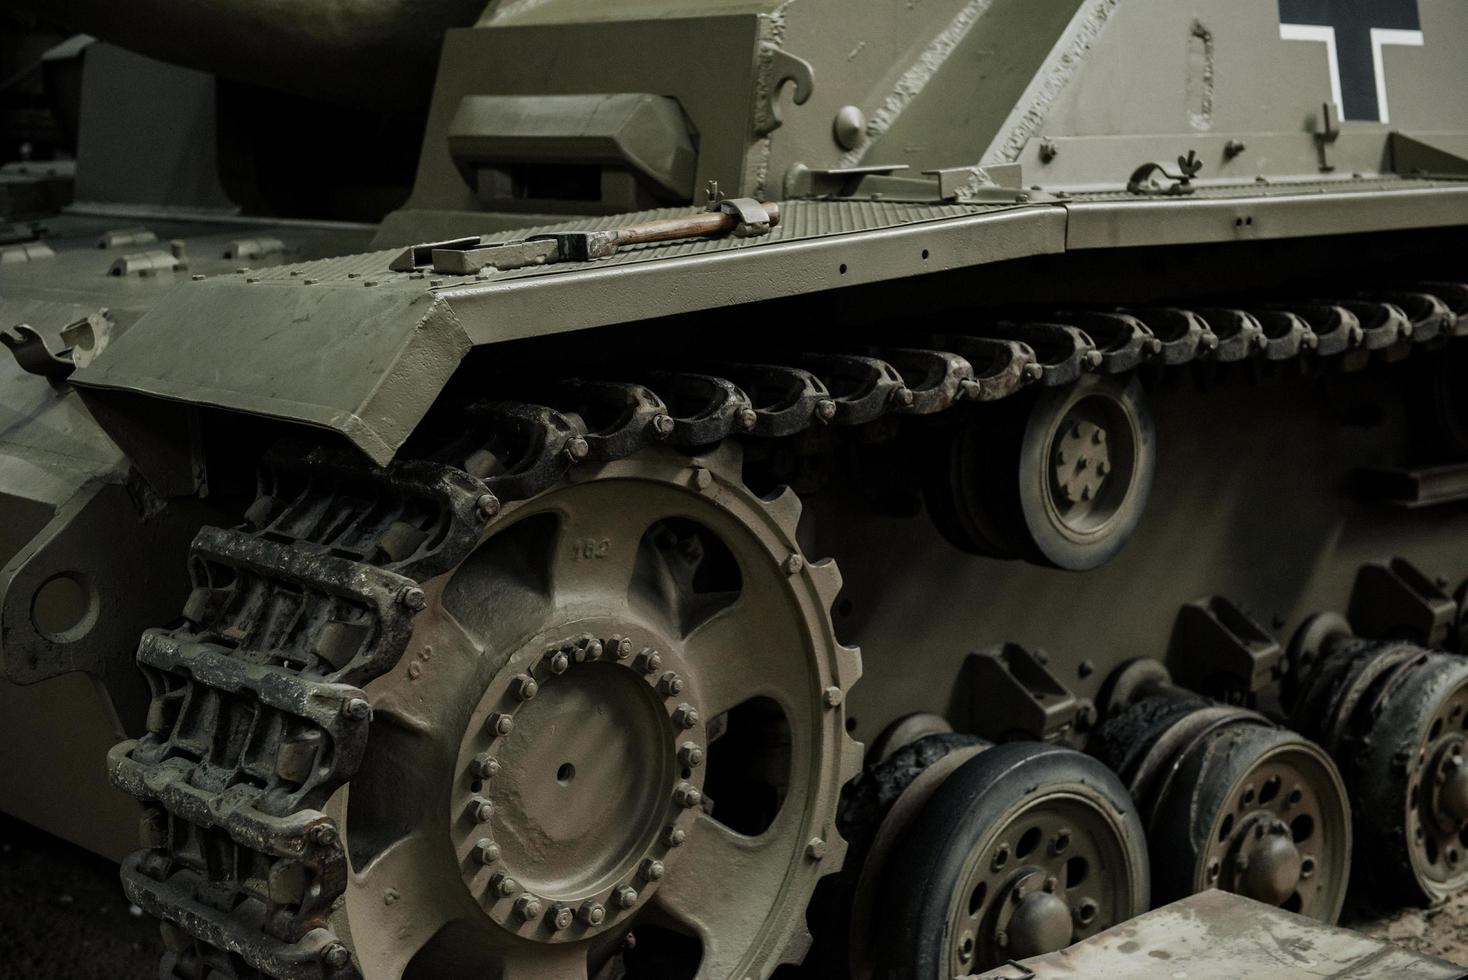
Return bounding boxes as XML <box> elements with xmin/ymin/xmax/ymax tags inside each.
<box><xmin>1291</xmin><ymin>615</ymin><xmax>1468</xmax><ymax>905</ymax></box>
<box><xmin>872</xmin><ymin>742</ymin><xmax>1149</xmax><ymax>978</ymax></box>
<box><xmin>1093</xmin><ymin>691</ymin><xmax>1351</xmax><ymax>921</ymax></box>
<box><xmin>923</xmin><ymin>375</ymin><xmax>1155</xmax><ymax>571</ymax></box>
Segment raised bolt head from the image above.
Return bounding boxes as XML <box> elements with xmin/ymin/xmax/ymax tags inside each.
<box><xmin>548</xmin><ymin>651</ymin><xmax>571</xmax><ymax>674</ymax></box>
<box><xmin>476</xmin><ymin>493</ymin><xmax>501</xmax><ymax>520</ymax></box>
<box><xmin>614</xmin><ymin>885</ymin><xmax>640</xmax><ymax>909</ymax></box>
<box><xmin>514</xmin><ymin>895</ymin><xmax>543</xmax><ymax>921</ymax></box>
<box><xmin>579</xmin><ymin>902</ymin><xmax>606</xmax><ymax>926</ymax></box>
<box><xmin>816</xmin><ymin>399</ymin><xmax>837</xmax><ymax>422</ymax></box>
<box><xmin>663</xmin><ymin>826</ymin><xmax>688</xmax><ymax>848</ymax></box>
<box><xmin>806</xmin><ymin>838</ymin><xmax>828</xmax><ymax>860</ymax></box>
<box><xmin>343</xmin><ymin>698</ymin><xmax>371</xmax><ymax>721</ymax></box>
<box><xmin>637</xmin><ymin>651</ymin><xmax>664</xmax><ymax>675</ymax></box>
<box><xmin>736</xmin><ymin>407</ymin><xmax>758</xmax><ymax>431</ymax></box>
<box><xmin>322</xmin><ymin>943</ymin><xmax>351</xmax><ymax>969</ymax></box>
<box><xmin>489</xmin><ymin>713</ymin><xmax>515</xmax><ymax>737</ymax></box>
<box><xmin>583</xmin><ymin>638</ymin><xmax>604</xmax><ymax>661</ymax></box>
<box><xmin>565</xmin><ymin>436</ymin><xmax>590</xmax><ymax>461</ymax></box>
<box><xmin>652</xmin><ymin>414</ymin><xmax>675</xmax><ymax>438</ymax></box>
<box><xmin>614</xmin><ymin>637</ymin><xmax>633</xmax><ymax>660</ymax></box>
<box><xmin>823</xmin><ymin>687</ymin><xmax>844</xmax><ymax>708</ymax></box>
<box><xmin>678</xmin><ymin>743</ymin><xmax>704</xmax><ymax>768</ymax></box>
<box><xmin>674</xmin><ymin>783</ymin><xmax>703</xmax><ymax>809</ymax></box>
<box><xmin>471</xmin><ymin>798</ymin><xmax>494</xmax><ymax>822</ymax></box>
<box><xmin>783</xmin><ymin>553</ymin><xmax>805</xmax><ymax>575</ymax></box>
<box><xmin>309</xmin><ymin>824</ymin><xmax>337</xmax><ymax>847</ymax></box>
<box><xmin>474</xmin><ymin>839</ymin><xmax>501</xmax><ymax>865</ymax></box>
<box><xmin>690</xmin><ymin>466</ymin><xmax>714</xmax><ymax>490</ymax></box>
<box><xmin>491</xmin><ymin>873</ymin><xmax>519</xmax><ymax>897</ymax></box>
<box><xmin>399</xmin><ymin>586</ymin><xmax>427</xmax><ymax>610</ymax></box>
<box><xmin>673</xmin><ymin>704</ymin><xmax>700</xmax><ymax>730</ymax></box>
<box><xmin>550</xmin><ymin>904</ymin><xmax>574</xmax><ymax>930</ymax></box>
<box><xmin>659</xmin><ymin>672</ymin><xmax>685</xmax><ymax>697</ymax></box>
<box><xmin>1052</xmin><ymin>830</ymin><xmax>1072</xmax><ymax>855</ymax></box>
<box><xmin>641</xmin><ymin>859</ymin><xmax>666</xmax><ymax>881</ymax></box>
<box><xmin>512</xmin><ymin>675</ymin><xmax>539</xmax><ymax>701</ymax></box>
<box><xmin>471</xmin><ymin>754</ymin><xmax>501</xmax><ymax>779</ymax></box>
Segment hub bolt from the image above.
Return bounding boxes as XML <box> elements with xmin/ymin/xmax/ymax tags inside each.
<box><xmin>343</xmin><ymin>698</ymin><xmax>371</xmax><ymax>721</ymax></box>
<box><xmin>807</xmin><ymin>838</ymin><xmax>828</xmax><ymax>860</ymax></box>
<box><xmin>470</xmin><ymin>754</ymin><xmax>501</xmax><ymax>779</ymax></box>
<box><xmin>490</xmin><ymin>873</ymin><xmax>519</xmax><ymax>897</ymax></box>
<box><xmin>784</xmin><ymin>553</ymin><xmax>804</xmax><ymax>575</ymax></box>
<box><xmin>659</xmin><ymin>672</ymin><xmax>685</xmax><ymax>697</ymax></box>
<box><xmin>550</xmin><ymin>905</ymin><xmax>574</xmax><ymax>930</ymax></box>
<box><xmin>612</xmin><ymin>637</ymin><xmax>633</xmax><ymax>660</ymax></box>
<box><xmin>579</xmin><ymin>902</ymin><xmax>606</xmax><ymax>926</ymax></box>
<box><xmin>322</xmin><ymin>943</ymin><xmax>351</xmax><ymax>969</ymax></box>
<box><xmin>1052</xmin><ymin>830</ymin><xmax>1072</xmax><ymax>855</ymax></box>
<box><xmin>474</xmin><ymin>840</ymin><xmax>501</xmax><ymax>865</ymax></box>
<box><xmin>614</xmin><ymin>885</ymin><xmax>640</xmax><ymax>909</ymax></box>
<box><xmin>488</xmin><ymin>713</ymin><xmax>515</xmax><ymax>737</ymax></box>
<box><xmin>309</xmin><ymin>825</ymin><xmax>337</xmax><ymax>847</ymax></box>
<box><xmin>548</xmin><ymin>651</ymin><xmax>571</xmax><ymax>674</ymax></box>
<box><xmin>582</xmin><ymin>638</ymin><xmax>604</xmax><ymax>661</ymax></box>
<box><xmin>640</xmin><ymin>859</ymin><xmax>666</xmax><ymax>881</ymax></box>
<box><xmin>514</xmin><ymin>895</ymin><xmax>543</xmax><ymax>921</ymax></box>
<box><xmin>476</xmin><ymin>493</ymin><xmax>500</xmax><ymax>519</ymax></box>
<box><xmin>673</xmin><ymin>783</ymin><xmax>703</xmax><ymax>809</ymax></box>
<box><xmin>673</xmin><ymin>704</ymin><xmax>700</xmax><ymax>729</ymax></box>
<box><xmin>678</xmin><ymin>743</ymin><xmax>704</xmax><ymax>768</ymax></box>
<box><xmin>398</xmin><ymin>586</ymin><xmax>427</xmax><ymax>610</ymax></box>
<box><xmin>637</xmin><ymin>651</ymin><xmax>664</xmax><ymax>674</ymax></box>
<box><xmin>471</xmin><ymin>798</ymin><xmax>494</xmax><ymax>822</ymax></box>
<box><xmin>511</xmin><ymin>675</ymin><xmax>539</xmax><ymax>701</ymax></box>
<box><xmin>664</xmin><ymin>826</ymin><xmax>688</xmax><ymax>848</ymax></box>
<box><xmin>823</xmin><ymin>687</ymin><xmax>844</xmax><ymax>708</ymax></box>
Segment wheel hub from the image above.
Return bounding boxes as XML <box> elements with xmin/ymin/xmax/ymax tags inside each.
<box><xmin>453</xmin><ymin>625</ymin><xmax>706</xmax><ymax>941</ymax></box>
<box><xmin>1053</xmin><ymin>418</ymin><xmax>1112</xmax><ymax>507</ymax></box>
<box><xmin>1000</xmin><ymin>872</ymin><xmax>1076</xmax><ymax>959</ymax></box>
<box><xmin>1235</xmin><ymin>820</ymin><xmax>1304</xmax><ymax>907</ymax></box>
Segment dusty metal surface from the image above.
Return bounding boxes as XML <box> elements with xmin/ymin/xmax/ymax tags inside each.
<box><xmin>970</xmin><ymin>889</ymin><xmax>1466</xmax><ymax>979</ymax></box>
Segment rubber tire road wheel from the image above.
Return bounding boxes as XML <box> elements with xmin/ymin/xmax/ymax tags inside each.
<box><xmin>874</xmin><ymin>742</ymin><xmax>1150</xmax><ymax>980</ymax></box>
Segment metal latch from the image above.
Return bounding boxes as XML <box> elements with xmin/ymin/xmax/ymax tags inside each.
<box><xmin>2</xmin><ymin>309</ymin><xmax>114</xmax><ymax>382</ymax></box>
<box><xmin>1127</xmin><ymin>149</ymin><xmax>1203</xmax><ymax>196</ymax></box>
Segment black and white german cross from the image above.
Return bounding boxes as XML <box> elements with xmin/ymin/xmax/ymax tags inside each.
<box><xmin>1278</xmin><ymin>0</ymin><xmax>1423</xmax><ymax>123</ymax></box>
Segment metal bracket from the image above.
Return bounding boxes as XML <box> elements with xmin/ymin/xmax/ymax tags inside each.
<box><xmin>713</xmin><ymin>198</ymin><xmax>772</xmax><ymax>237</ymax></box>
<box><xmin>1348</xmin><ymin>557</ymin><xmax>1457</xmax><ymax>648</ymax></box>
<box><xmin>2</xmin><ymin>323</ymin><xmax>76</xmax><ymax>380</ymax></box>
<box><xmin>762</xmin><ymin>47</ymin><xmax>815</xmax><ymax>128</ymax></box>
<box><xmin>1127</xmin><ymin>150</ymin><xmax>1203</xmax><ymax>196</ymax></box>
<box><xmin>962</xmin><ymin>643</ymin><xmax>1080</xmax><ymax>743</ymax></box>
<box><xmin>1167</xmin><ymin>596</ymin><xmax>1283</xmax><ymax>704</ymax></box>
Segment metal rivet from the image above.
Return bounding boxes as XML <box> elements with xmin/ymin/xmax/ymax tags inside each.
<box><xmin>806</xmin><ymin>838</ymin><xmax>828</xmax><ymax>860</ymax></box>
<box><xmin>640</xmin><ymin>858</ymin><xmax>666</xmax><ymax>881</ymax></box>
<box><xmin>550</xmin><ymin>904</ymin><xmax>574</xmax><ymax>930</ymax></box>
<box><xmin>678</xmin><ymin>743</ymin><xmax>704</xmax><ymax>768</ymax></box>
<box><xmin>673</xmin><ymin>704</ymin><xmax>700</xmax><ymax>729</ymax></box>
<box><xmin>471</xmin><ymin>754</ymin><xmax>501</xmax><ymax>779</ymax></box>
<box><xmin>674</xmin><ymin>783</ymin><xmax>703</xmax><ymax>809</ymax></box>
<box><xmin>614</xmin><ymin>885</ymin><xmax>639</xmax><ymax>909</ymax></box>
<box><xmin>658</xmin><ymin>672</ymin><xmax>685</xmax><ymax>697</ymax></box>
<box><xmin>580</xmin><ymin>901</ymin><xmax>606</xmax><ymax>925</ymax></box>
<box><xmin>783</xmin><ymin>553</ymin><xmax>804</xmax><ymax>575</ymax></box>
<box><xmin>823</xmin><ymin>687</ymin><xmax>844</xmax><ymax>708</ymax></box>
<box><xmin>663</xmin><ymin>826</ymin><xmax>688</xmax><ymax>848</ymax></box>
<box><xmin>474</xmin><ymin>839</ymin><xmax>500</xmax><ymax>865</ymax></box>
<box><xmin>343</xmin><ymin>698</ymin><xmax>371</xmax><ymax>721</ymax></box>
<box><xmin>476</xmin><ymin>493</ymin><xmax>501</xmax><ymax>520</ymax></box>
<box><xmin>491</xmin><ymin>873</ymin><xmax>519</xmax><ymax>897</ymax></box>
<box><xmin>512</xmin><ymin>675</ymin><xmax>539</xmax><ymax>701</ymax></box>
<box><xmin>833</xmin><ymin>104</ymin><xmax>866</xmax><ymax>151</ymax></box>
<box><xmin>514</xmin><ymin>895</ymin><xmax>543</xmax><ymax>921</ymax></box>
<box><xmin>471</xmin><ymin>798</ymin><xmax>494</xmax><ymax>822</ymax></box>
<box><xmin>399</xmin><ymin>586</ymin><xmax>427</xmax><ymax>610</ymax></box>
<box><xmin>489</xmin><ymin>713</ymin><xmax>514</xmax><ymax>736</ymax></box>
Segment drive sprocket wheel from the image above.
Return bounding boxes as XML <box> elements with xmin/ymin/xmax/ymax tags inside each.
<box><xmin>329</xmin><ymin>446</ymin><xmax>861</xmax><ymax>978</ymax></box>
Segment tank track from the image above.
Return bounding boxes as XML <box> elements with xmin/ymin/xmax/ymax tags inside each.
<box><xmin>108</xmin><ymin>284</ymin><xmax>1468</xmax><ymax>979</ymax></box>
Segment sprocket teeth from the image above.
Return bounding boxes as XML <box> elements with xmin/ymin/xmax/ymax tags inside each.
<box><xmin>774</xmin><ymin>927</ymin><xmax>814</xmax><ymax>973</ymax></box>
<box><xmin>809</xmin><ymin>557</ymin><xmax>843</xmax><ymax>605</ymax></box>
<box><xmin>835</xmin><ymin>644</ymin><xmax>863</xmax><ymax>689</ymax></box>
<box><xmin>763</xmin><ymin>485</ymin><xmax>804</xmax><ymax>535</ymax></box>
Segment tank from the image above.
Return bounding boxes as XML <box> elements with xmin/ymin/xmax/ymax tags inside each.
<box><xmin>5</xmin><ymin>1</ymin><xmax>1468</xmax><ymax>978</ymax></box>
